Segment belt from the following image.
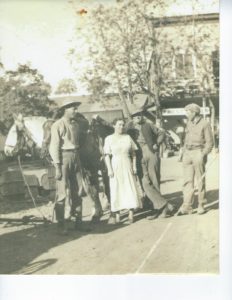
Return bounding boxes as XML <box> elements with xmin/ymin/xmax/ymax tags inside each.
<box><xmin>186</xmin><ymin>145</ymin><xmax>203</xmax><ymax>150</ymax></box>
<box><xmin>62</xmin><ymin>149</ymin><xmax>79</xmax><ymax>153</ymax></box>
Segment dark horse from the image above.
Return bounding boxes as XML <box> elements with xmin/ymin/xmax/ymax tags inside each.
<box><xmin>40</xmin><ymin>112</ymin><xmax>113</xmax><ymax>221</ymax></box>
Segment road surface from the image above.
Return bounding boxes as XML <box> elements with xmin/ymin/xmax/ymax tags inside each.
<box><xmin>0</xmin><ymin>154</ymin><xmax>219</xmax><ymax>274</ymax></box>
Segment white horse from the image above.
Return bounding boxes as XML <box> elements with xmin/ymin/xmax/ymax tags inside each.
<box><xmin>4</xmin><ymin>114</ymin><xmax>47</xmax><ymax>157</ymax></box>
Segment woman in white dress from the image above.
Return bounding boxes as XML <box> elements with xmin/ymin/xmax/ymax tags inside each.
<box><xmin>104</xmin><ymin>118</ymin><xmax>141</xmax><ymax>224</ymax></box>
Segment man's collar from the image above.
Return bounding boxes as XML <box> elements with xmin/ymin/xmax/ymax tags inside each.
<box><xmin>62</xmin><ymin>116</ymin><xmax>74</xmax><ymax>124</ymax></box>
<box><xmin>192</xmin><ymin>115</ymin><xmax>202</xmax><ymax>125</ymax></box>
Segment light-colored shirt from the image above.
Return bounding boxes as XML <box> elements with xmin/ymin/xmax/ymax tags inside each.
<box><xmin>49</xmin><ymin>117</ymin><xmax>80</xmax><ymax>164</ymax></box>
<box><xmin>184</xmin><ymin>116</ymin><xmax>214</xmax><ymax>155</ymax></box>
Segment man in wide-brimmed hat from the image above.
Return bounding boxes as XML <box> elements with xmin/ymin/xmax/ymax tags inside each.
<box><xmin>49</xmin><ymin>99</ymin><xmax>83</xmax><ymax>234</ymax></box>
<box><xmin>127</xmin><ymin>106</ymin><xmax>173</xmax><ymax>219</ymax></box>
<box><xmin>177</xmin><ymin>103</ymin><xmax>214</xmax><ymax>216</ymax></box>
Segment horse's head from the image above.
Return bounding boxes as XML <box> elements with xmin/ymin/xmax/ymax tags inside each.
<box><xmin>13</xmin><ymin>113</ymin><xmax>25</xmax><ymax>132</ymax></box>
<box><xmin>75</xmin><ymin>112</ymin><xmax>89</xmax><ymax>133</ymax></box>
<box><xmin>4</xmin><ymin>115</ymin><xmax>46</xmax><ymax>158</ymax></box>
<box><xmin>89</xmin><ymin>115</ymin><xmax>114</xmax><ymax>139</ymax></box>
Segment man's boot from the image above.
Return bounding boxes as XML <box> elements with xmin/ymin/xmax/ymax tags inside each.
<box><xmin>159</xmin><ymin>203</ymin><xmax>175</xmax><ymax>218</ymax></box>
<box><xmin>197</xmin><ymin>203</ymin><xmax>206</xmax><ymax>215</ymax></box>
<box><xmin>146</xmin><ymin>210</ymin><xmax>160</xmax><ymax>220</ymax></box>
<box><xmin>55</xmin><ymin>202</ymin><xmax>68</xmax><ymax>235</ymax></box>
<box><xmin>57</xmin><ymin>221</ymin><xmax>68</xmax><ymax>236</ymax></box>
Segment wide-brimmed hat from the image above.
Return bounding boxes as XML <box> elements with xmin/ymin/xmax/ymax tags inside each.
<box><xmin>58</xmin><ymin>99</ymin><xmax>82</xmax><ymax>110</ymax></box>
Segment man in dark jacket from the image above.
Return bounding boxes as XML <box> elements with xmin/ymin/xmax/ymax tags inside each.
<box><xmin>127</xmin><ymin>108</ymin><xmax>173</xmax><ymax>219</ymax></box>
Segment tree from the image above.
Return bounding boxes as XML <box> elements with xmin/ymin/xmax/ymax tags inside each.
<box><xmin>69</xmin><ymin>0</ymin><xmax>170</xmax><ymax>118</ymax></box>
<box><xmin>82</xmin><ymin>73</ymin><xmax>110</xmax><ymax>102</ymax></box>
<box><xmin>68</xmin><ymin>0</ymin><xmax>218</xmax><ymax>120</ymax></box>
<box><xmin>0</xmin><ymin>64</ymin><xmax>51</xmax><ymax>130</ymax></box>
<box><xmin>55</xmin><ymin>78</ymin><xmax>77</xmax><ymax>94</ymax></box>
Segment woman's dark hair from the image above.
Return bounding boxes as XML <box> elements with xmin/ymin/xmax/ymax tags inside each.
<box><xmin>111</xmin><ymin>117</ymin><xmax>125</xmax><ymax>126</ymax></box>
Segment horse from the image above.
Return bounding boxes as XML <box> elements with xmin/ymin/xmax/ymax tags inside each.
<box><xmin>4</xmin><ymin>114</ymin><xmax>47</xmax><ymax>158</ymax></box>
<box><xmin>4</xmin><ymin>112</ymin><xmax>113</xmax><ymax>221</ymax></box>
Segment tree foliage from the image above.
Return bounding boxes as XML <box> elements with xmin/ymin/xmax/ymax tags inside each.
<box><xmin>55</xmin><ymin>78</ymin><xmax>77</xmax><ymax>94</ymax></box>
<box><xmin>69</xmin><ymin>0</ymin><xmax>163</xmax><ymax>117</ymax></box>
<box><xmin>0</xmin><ymin>64</ymin><xmax>51</xmax><ymax>130</ymax></box>
<box><xmin>69</xmin><ymin>0</ymin><xmax>218</xmax><ymax>119</ymax></box>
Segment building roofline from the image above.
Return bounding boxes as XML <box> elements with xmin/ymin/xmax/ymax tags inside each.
<box><xmin>147</xmin><ymin>13</ymin><xmax>219</xmax><ymax>27</ymax></box>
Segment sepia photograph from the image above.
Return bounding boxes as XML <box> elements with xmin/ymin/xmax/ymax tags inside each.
<box><xmin>0</xmin><ymin>0</ymin><xmax>221</xmax><ymax>277</ymax></box>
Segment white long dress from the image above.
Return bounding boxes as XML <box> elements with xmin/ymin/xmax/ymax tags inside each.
<box><xmin>104</xmin><ymin>134</ymin><xmax>141</xmax><ymax>212</ymax></box>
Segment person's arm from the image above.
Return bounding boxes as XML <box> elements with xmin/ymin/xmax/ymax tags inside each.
<box><xmin>202</xmin><ymin>122</ymin><xmax>214</xmax><ymax>156</ymax></box>
<box><xmin>49</xmin><ymin>122</ymin><xmax>62</xmax><ymax>180</ymax></box>
<box><xmin>150</xmin><ymin>123</ymin><xmax>165</xmax><ymax>150</ymax></box>
<box><xmin>105</xmin><ymin>155</ymin><xmax>114</xmax><ymax>178</ymax></box>
<box><xmin>103</xmin><ymin>136</ymin><xmax>114</xmax><ymax>178</ymax></box>
<box><xmin>129</xmin><ymin>136</ymin><xmax>138</xmax><ymax>175</ymax></box>
<box><xmin>132</xmin><ymin>151</ymin><xmax>137</xmax><ymax>175</ymax></box>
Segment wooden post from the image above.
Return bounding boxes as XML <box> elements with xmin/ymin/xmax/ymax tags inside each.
<box><xmin>202</xmin><ymin>95</ymin><xmax>206</xmax><ymax>120</ymax></box>
<box><xmin>208</xmin><ymin>95</ymin><xmax>216</xmax><ymax>150</ymax></box>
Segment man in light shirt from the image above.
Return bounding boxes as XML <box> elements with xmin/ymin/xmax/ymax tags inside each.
<box><xmin>178</xmin><ymin>103</ymin><xmax>214</xmax><ymax>216</ymax></box>
<box><xmin>49</xmin><ymin>100</ymin><xmax>83</xmax><ymax>234</ymax></box>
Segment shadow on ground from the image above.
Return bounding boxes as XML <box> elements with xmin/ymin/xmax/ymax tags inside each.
<box><xmin>0</xmin><ymin>199</ymin><xmax>50</xmax><ymax>215</ymax></box>
<box><xmin>14</xmin><ymin>259</ymin><xmax>58</xmax><ymax>275</ymax></box>
<box><xmin>0</xmin><ymin>189</ymin><xmax>219</xmax><ymax>274</ymax></box>
<box><xmin>163</xmin><ymin>188</ymin><xmax>219</xmax><ymax>213</ymax></box>
<box><xmin>0</xmin><ymin>218</ymin><xmax>127</xmax><ymax>274</ymax></box>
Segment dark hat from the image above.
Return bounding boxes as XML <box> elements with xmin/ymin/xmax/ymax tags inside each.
<box><xmin>185</xmin><ymin>103</ymin><xmax>201</xmax><ymax>114</ymax></box>
<box><xmin>130</xmin><ymin>105</ymin><xmax>145</xmax><ymax>117</ymax></box>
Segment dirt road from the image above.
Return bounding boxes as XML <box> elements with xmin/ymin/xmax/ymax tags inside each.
<box><xmin>0</xmin><ymin>154</ymin><xmax>219</xmax><ymax>274</ymax></box>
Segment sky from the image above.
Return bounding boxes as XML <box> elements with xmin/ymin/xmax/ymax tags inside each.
<box><xmin>0</xmin><ymin>0</ymin><xmax>107</xmax><ymax>92</ymax></box>
<box><xmin>0</xmin><ymin>0</ymin><xmax>219</xmax><ymax>93</ymax></box>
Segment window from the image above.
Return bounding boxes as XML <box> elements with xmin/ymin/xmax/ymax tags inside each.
<box><xmin>174</xmin><ymin>53</ymin><xmax>195</xmax><ymax>79</ymax></box>
<box><xmin>161</xmin><ymin>52</ymin><xmax>174</xmax><ymax>80</ymax></box>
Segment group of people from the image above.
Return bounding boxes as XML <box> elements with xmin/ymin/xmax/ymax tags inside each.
<box><xmin>49</xmin><ymin>99</ymin><xmax>214</xmax><ymax>235</ymax></box>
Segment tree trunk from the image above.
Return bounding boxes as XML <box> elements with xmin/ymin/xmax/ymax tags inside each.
<box><xmin>150</xmin><ymin>23</ymin><xmax>163</xmax><ymax>123</ymax></box>
<box><xmin>99</xmin><ymin>27</ymin><xmax>131</xmax><ymax>120</ymax></box>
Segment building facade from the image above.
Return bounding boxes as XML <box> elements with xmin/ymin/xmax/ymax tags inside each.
<box><xmin>147</xmin><ymin>12</ymin><xmax>219</xmax><ymax>135</ymax></box>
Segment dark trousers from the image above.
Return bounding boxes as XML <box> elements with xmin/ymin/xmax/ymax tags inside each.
<box><xmin>140</xmin><ymin>144</ymin><xmax>167</xmax><ymax>210</ymax></box>
<box><xmin>55</xmin><ymin>151</ymin><xmax>82</xmax><ymax>223</ymax></box>
<box><xmin>182</xmin><ymin>149</ymin><xmax>206</xmax><ymax>211</ymax></box>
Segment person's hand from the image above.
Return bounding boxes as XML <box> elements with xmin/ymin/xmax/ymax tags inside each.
<box><xmin>40</xmin><ymin>146</ymin><xmax>49</xmax><ymax>159</ymax></box>
<box><xmin>201</xmin><ymin>153</ymin><xmax>206</xmax><ymax>163</ymax></box>
<box><xmin>152</xmin><ymin>144</ymin><xmax>158</xmax><ymax>151</ymax></box>
<box><xmin>108</xmin><ymin>170</ymin><xmax>114</xmax><ymax>178</ymax></box>
<box><xmin>132</xmin><ymin>167</ymin><xmax>137</xmax><ymax>175</ymax></box>
<box><xmin>55</xmin><ymin>166</ymin><xmax>62</xmax><ymax>180</ymax></box>
<box><xmin>143</xmin><ymin>173</ymin><xmax>151</xmax><ymax>185</ymax></box>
